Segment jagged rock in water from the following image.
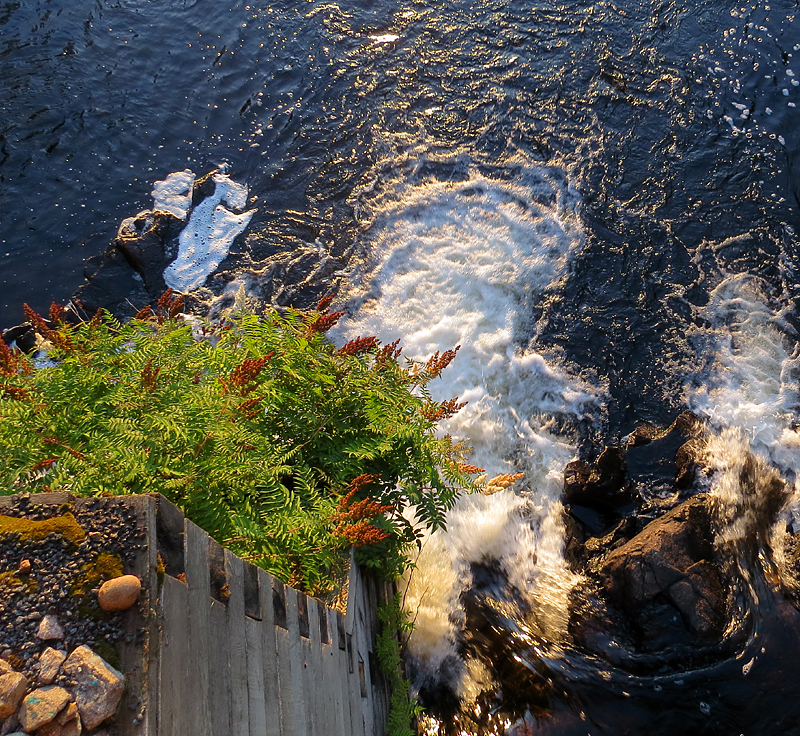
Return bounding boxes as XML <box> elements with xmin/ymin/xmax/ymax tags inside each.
<box><xmin>114</xmin><ymin>209</ymin><xmax>185</xmax><ymax>295</ymax></box>
<box><xmin>563</xmin><ymin>446</ymin><xmax>631</xmax><ymax>512</ymax></box>
<box><xmin>624</xmin><ymin>411</ymin><xmax>705</xmax><ymax>501</ymax></box>
<box><xmin>597</xmin><ymin>494</ymin><xmax>726</xmax><ymax>638</ymax></box>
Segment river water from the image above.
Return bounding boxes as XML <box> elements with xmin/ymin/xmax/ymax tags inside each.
<box><xmin>3</xmin><ymin>0</ymin><xmax>800</xmax><ymax>733</ymax></box>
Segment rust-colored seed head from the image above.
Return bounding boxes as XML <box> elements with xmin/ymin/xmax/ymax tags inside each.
<box><xmin>336</xmin><ymin>335</ymin><xmax>379</xmax><ymax>356</ymax></box>
<box><xmin>316</xmin><ymin>295</ymin><xmax>335</xmax><ymax>312</ymax></box>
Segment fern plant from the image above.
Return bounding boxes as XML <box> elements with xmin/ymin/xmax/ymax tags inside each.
<box><xmin>0</xmin><ymin>295</ymin><xmax>478</xmax><ymax>596</ymax></box>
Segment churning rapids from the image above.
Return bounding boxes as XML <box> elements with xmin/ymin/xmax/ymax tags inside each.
<box><xmin>3</xmin><ymin>0</ymin><xmax>800</xmax><ymax>733</ymax></box>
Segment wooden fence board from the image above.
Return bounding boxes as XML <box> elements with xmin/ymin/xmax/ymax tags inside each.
<box><xmin>225</xmin><ymin>549</ymin><xmax>250</xmax><ymax>736</ymax></box>
<box><xmin>158</xmin><ymin>575</ymin><xmax>190</xmax><ymax>736</ymax></box>
<box><xmin>286</xmin><ymin>587</ymin><xmax>311</xmax><ymax>736</ymax></box>
<box><xmin>246</xmin><ymin>615</ymin><xmax>268</xmax><ymax>736</ymax></box>
<box><xmin>257</xmin><ymin>569</ymin><xmax>282</xmax><ymax>736</ymax></box>
<box><xmin>209</xmin><ymin>599</ymin><xmax>232</xmax><ymax>736</ymax></box>
<box><xmin>184</xmin><ymin>521</ymin><xmax>212</xmax><ymax>734</ymax></box>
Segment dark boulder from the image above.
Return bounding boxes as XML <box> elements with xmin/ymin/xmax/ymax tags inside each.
<box><xmin>597</xmin><ymin>494</ymin><xmax>726</xmax><ymax>638</ymax></box>
<box><xmin>625</xmin><ymin>411</ymin><xmax>705</xmax><ymax>499</ymax></box>
<box><xmin>563</xmin><ymin>446</ymin><xmax>632</xmax><ymax>512</ymax></box>
<box><xmin>114</xmin><ymin>209</ymin><xmax>185</xmax><ymax>295</ymax></box>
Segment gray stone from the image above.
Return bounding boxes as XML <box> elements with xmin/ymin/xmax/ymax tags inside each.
<box><xmin>17</xmin><ymin>686</ymin><xmax>70</xmax><ymax>732</ymax></box>
<box><xmin>36</xmin><ymin>615</ymin><xmax>65</xmax><ymax>641</ymax></box>
<box><xmin>62</xmin><ymin>646</ymin><xmax>124</xmax><ymax>730</ymax></box>
<box><xmin>38</xmin><ymin>648</ymin><xmax>67</xmax><ymax>686</ymax></box>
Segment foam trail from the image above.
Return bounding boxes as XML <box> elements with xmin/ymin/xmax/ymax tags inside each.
<box><xmin>334</xmin><ymin>160</ymin><xmax>597</xmax><ymax>697</ymax></box>
<box><xmin>164</xmin><ymin>172</ymin><xmax>256</xmax><ymax>293</ymax></box>
<box><xmin>689</xmin><ymin>274</ymin><xmax>800</xmax><ymax>479</ymax></box>
<box><xmin>689</xmin><ymin>274</ymin><xmax>800</xmax><ymax>534</ymax></box>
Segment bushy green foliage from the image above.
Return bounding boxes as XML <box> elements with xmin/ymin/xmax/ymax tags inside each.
<box><xmin>377</xmin><ymin>593</ymin><xmax>422</xmax><ymax>736</ymax></box>
<box><xmin>0</xmin><ymin>299</ymin><xmax>477</xmax><ymax>595</ymax></box>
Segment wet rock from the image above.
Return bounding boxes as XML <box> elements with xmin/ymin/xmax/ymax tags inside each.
<box><xmin>37</xmin><ymin>648</ymin><xmax>67</xmax><ymax>686</ymax></box>
<box><xmin>563</xmin><ymin>446</ymin><xmax>632</xmax><ymax>512</ymax></box>
<box><xmin>598</xmin><ymin>494</ymin><xmax>726</xmax><ymax>637</ymax></box>
<box><xmin>625</xmin><ymin>411</ymin><xmax>705</xmax><ymax>499</ymax></box>
<box><xmin>62</xmin><ymin>647</ymin><xmax>124</xmax><ymax>730</ymax></box>
<box><xmin>18</xmin><ymin>686</ymin><xmax>70</xmax><ymax>732</ymax></box>
<box><xmin>71</xmin><ymin>248</ymin><xmax>150</xmax><ymax>322</ymax></box>
<box><xmin>36</xmin><ymin>616</ymin><xmax>64</xmax><ymax>642</ymax></box>
<box><xmin>114</xmin><ymin>209</ymin><xmax>184</xmax><ymax>294</ymax></box>
<box><xmin>0</xmin><ymin>669</ymin><xmax>28</xmax><ymax>719</ymax></box>
<box><xmin>97</xmin><ymin>575</ymin><xmax>141</xmax><ymax>612</ymax></box>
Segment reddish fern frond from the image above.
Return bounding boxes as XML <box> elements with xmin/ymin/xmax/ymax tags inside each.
<box><xmin>24</xmin><ymin>303</ymin><xmax>74</xmax><ymax>353</ymax></box>
<box><xmin>316</xmin><ymin>295</ymin><xmax>335</xmax><ymax>312</ymax></box>
<box><xmin>336</xmin><ymin>335</ymin><xmax>379</xmax><ymax>356</ymax></box>
<box><xmin>157</xmin><ymin>288</ymin><xmax>175</xmax><ymax>313</ymax></box>
<box><xmin>422</xmin><ymin>397</ymin><xmax>468</xmax><ymax>423</ymax></box>
<box><xmin>140</xmin><ymin>357</ymin><xmax>161</xmax><ymax>391</ymax></box>
<box><xmin>134</xmin><ymin>305</ymin><xmax>154</xmax><ymax>321</ymax></box>
<box><xmin>168</xmin><ymin>293</ymin><xmax>185</xmax><ymax>317</ymax></box>
<box><xmin>42</xmin><ymin>436</ymin><xmax>85</xmax><ymax>461</ymax></box>
<box><xmin>425</xmin><ymin>345</ymin><xmax>461</xmax><ymax>380</ymax></box>
<box><xmin>30</xmin><ymin>457</ymin><xmax>57</xmax><ymax>473</ymax></box>
<box><xmin>0</xmin><ymin>339</ymin><xmax>19</xmax><ymax>378</ymax></box>
<box><xmin>49</xmin><ymin>302</ymin><xmax>67</xmax><ymax>324</ymax></box>
<box><xmin>1</xmin><ymin>385</ymin><xmax>29</xmax><ymax>401</ymax></box>
<box><xmin>457</xmin><ymin>462</ymin><xmax>486</xmax><ymax>475</ymax></box>
<box><xmin>238</xmin><ymin>396</ymin><xmax>263</xmax><ymax>420</ymax></box>
<box><xmin>229</xmin><ymin>352</ymin><xmax>274</xmax><ymax>393</ymax></box>
<box><xmin>306</xmin><ymin>310</ymin><xmax>344</xmax><ymax>334</ymax></box>
<box><xmin>374</xmin><ymin>338</ymin><xmax>402</xmax><ymax>367</ymax></box>
<box><xmin>336</xmin><ymin>520</ymin><xmax>390</xmax><ymax>546</ymax></box>
<box><xmin>88</xmin><ymin>309</ymin><xmax>104</xmax><ymax>328</ymax></box>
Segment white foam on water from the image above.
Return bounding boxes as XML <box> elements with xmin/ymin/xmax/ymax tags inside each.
<box><xmin>689</xmin><ymin>274</ymin><xmax>800</xmax><ymax>481</ymax></box>
<box><xmin>163</xmin><ymin>173</ymin><xmax>256</xmax><ymax>293</ymax></box>
<box><xmin>333</xmin><ymin>158</ymin><xmax>598</xmax><ymax>698</ymax></box>
<box><xmin>152</xmin><ymin>169</ymin><xmax>196</xmax><ymax>220</ymax></box>
<box><xmin>688</xmin><ymin>274</ymin><xmax>800</xmax><ymax>536</ymax></box>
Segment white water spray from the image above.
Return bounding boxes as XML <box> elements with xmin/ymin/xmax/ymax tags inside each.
<box><xmin>334</xmin><ymin>156</ymin><xmax>598</xmax><ymax>697</ymax></box>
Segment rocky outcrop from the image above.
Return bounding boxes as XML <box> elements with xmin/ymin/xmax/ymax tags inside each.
<box><xmin>597</xmin><ymin>494</ymin><xmax>726</xmax><ymax>637</ymax></box>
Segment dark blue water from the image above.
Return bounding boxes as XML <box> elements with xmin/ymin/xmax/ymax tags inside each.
<box><xmin>3</xmin><ymin>0</ymin><xmax>800</xmax><ymax>733</ymax></box>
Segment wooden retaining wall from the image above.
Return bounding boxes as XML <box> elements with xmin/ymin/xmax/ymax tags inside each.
<box><xmin>0</xmin><ymin>492</ymin><xmax>392</xmax><ymax>736</ymax></box>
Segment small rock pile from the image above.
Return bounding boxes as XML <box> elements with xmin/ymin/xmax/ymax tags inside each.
<box><xmin>0</xmin><ymin>644</ymin><xmax>124</xmax><ymax>735</ymax></box>
<box><xmin>0</xmin><ymin>494</ymin><xmax>146</xmax><ymax>735</ymax></box>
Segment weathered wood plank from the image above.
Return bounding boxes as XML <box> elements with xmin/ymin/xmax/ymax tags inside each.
<box><xmin>332</xmin><ymin>610</ymin><xmax>353</xmax><ymax>736</ymax></box>
<box><xmin>115</xmin><ymin>495</ymin><xmax>157</xmax><ymax>736</ymax></box>
<box><xmin>158</xmin><ymin>575</ymin><xmax>190</xmax><ymax>736</ymax></box>
<box><xmin>257</xmin><ymin>569</ymin><xmax>282</xmax><ymax>736</ymax></box>
<box><xmin>318</xmin><ymin>603</ymin><xmax>345</xmax><ymax>736</ymax></box>
<box><xmin>273</xmin><ymin>579</ymin><xmax>296</xmax><ymax>736</ymax></box>
<box><xmin>246</xmin><ymin>615</ymin><xmax>267</xmax><ymax>736</ymax></box>
<box><xmin>345</xmin><ymin>556</ymin><xmax>367</xmax><ymax>736</ymax></box>
<box><xmin>225</xmin><ymin>549</ymin><xmax>250</xmax><ymax>736</ymax></box>
<box><xmin>184</xmin><ymin>520</ymin><xmax>212</xmax><ymax>734</ymax></box>
<box><xmin>209</xmin><ymin>599</ymin><xmax>232</xmax><ymax>736</ymax></box>
<box><xmin>285</xmin><ymin>586</ymin><xmax>311</xmax><ymax>736</ymax></box>
<box><xmin>305</xmin><ymin>597</ymin><xmax>323</xmax><ymax>736</ymax></box>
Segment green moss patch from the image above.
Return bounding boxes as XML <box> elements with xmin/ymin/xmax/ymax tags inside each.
<box><xmin>70</xmin><ymin>551</ymin><xmax>124</xmax><ymax>597</ymax></box>
<box><xmin>0</xmin><ymin>513</ymin><xmax>86</xmax><ymax>545</ymax></box>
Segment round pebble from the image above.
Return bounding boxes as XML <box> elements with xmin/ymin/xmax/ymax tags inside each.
<box><xmin>97</xmin><ymin>575</ymin><xmax>141</xmax><ymax>611</ymax></box>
